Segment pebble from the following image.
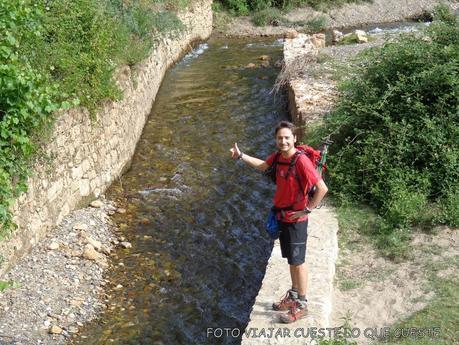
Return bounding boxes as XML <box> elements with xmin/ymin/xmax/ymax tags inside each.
<box><xmin>48</xmin><ymin>242</ymin><xmax>60</xmax><ymax>250</ymax></box>
<box><xmin>49</xmin><ymin>325</ymin><xmax>63</xmax><ymax>334</ymax></box>
<box><xmin>90</xmin><ymin>200</ymin><xmax>104</xmax><ymax>208</ymax></box>
<box><xmin>120</xmin><ymin>242</ymin><xmax>132</xmax><ymax>249</ymax></box>
<box><xmin>73</xmin><ymin>222</ymin><xmax>89</xmax><ymax>231</ymax></box>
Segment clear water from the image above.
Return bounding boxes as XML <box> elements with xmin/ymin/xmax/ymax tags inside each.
<box><xmin>73</xmin><ymin>37</ymin><xmax>287</xmax><ymax>345</ymax></box>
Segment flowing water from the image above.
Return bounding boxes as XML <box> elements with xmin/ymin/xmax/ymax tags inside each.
<box><xmin>73</xmin><ymin>37</ymin><xmax>287</xmax><ymax>345</ymax></box>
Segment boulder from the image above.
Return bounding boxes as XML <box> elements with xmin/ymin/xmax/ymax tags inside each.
<box><xmin>332</xmin><ymin>29</ymin><xmax>343</xmax><ymax>43</ymax></box>
<box><xmin>284</xmin><ymin>29</ymin><xmax>298</xmax><ymax>39</ymax></box>
<box><xmin>311</xmin><ymin>33</ymin><xmax>326</xmax><ymax>48</ymax></box>
<box><xmin>355</xmin><ymin>30</ymin><xmax>368</xmax><ymax>43</ymax></box>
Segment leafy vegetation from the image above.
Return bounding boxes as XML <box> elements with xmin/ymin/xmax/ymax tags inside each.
<box><xmin>315</xmin><ymin>5</ymin><xmax>459</xmax><ymax>257</ymax></box>
<box><xmin>217</xmin><ymin>0</ymin><xmax>370</xmax><ymax>16</ymax></box>
<box><xmin>0</xmin><ymin>280</ymin><xmax>16</xmax><ymax>292</ymax></box>
<box><xmin>0</xmin><ymin>0</ymin><xmax>187</xmax><ymax>236</ymax></box>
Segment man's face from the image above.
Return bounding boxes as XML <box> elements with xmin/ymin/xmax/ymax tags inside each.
<box><xmin>276</xmin><ymin>128</ymin><xmax>296</xmax><ymax>153</ymax></box>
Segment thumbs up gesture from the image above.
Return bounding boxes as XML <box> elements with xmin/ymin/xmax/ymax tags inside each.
<box><xmin>230</xmin><ymin>143</ymin><xmax>241</xmax><ymax>160</ymax></box>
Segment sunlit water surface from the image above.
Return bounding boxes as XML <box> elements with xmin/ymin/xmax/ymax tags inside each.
<box><xmin>73</xmin><ymin>37</ymin><xmax>288</xmax><ymax>345</ymax></box>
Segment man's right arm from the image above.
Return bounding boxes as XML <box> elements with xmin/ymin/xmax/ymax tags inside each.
<box><xmin>230</xmin><ymin>142</ymin><xmax>268</xmax><ymax>172</ymax></box>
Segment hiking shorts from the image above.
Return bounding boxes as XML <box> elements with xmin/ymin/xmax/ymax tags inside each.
<box><xmin>279</xmin><ymin>220</ymin><xmax>308</xmax><ymax>265</ymax></box>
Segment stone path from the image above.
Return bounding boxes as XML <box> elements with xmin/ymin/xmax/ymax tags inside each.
<box><xmin>242</xmin><ymin>206</ymin><xmax>339</xmax><ymax>344</ymax></box>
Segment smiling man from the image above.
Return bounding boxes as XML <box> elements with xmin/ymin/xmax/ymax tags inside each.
<box><xmin>230</xmin><ymin>121</ymin><xmax>328</xmax><ymax>323</ymax></box>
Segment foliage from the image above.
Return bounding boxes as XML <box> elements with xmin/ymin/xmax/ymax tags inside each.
<box><xmin>252</xmin><ymin>7</ymin><xmax>283</xmax><ymax>26</ymax></box>
<box><xmin>29</xmin><ymin>0</ymin><xmax>186</xmax><ymax>114</ymax></box>
<box><xmin>0</xmin><ymin>0</ymin><xmax>60</xmax><ymax>235</ymax></box>
<box><xmin>0</xmin><ymin>0</ymin><xmax>186</xmax><ymax>235</ymax></box>
<box><xmin>318</xmin><ymin>6</ymin><xmax>459</xmax><ymax>257</ymax></box>
<box><xmin>0</xmin><ymin>280</ymin><xmax>16</xmax><ymax>292</ymax></box>
<box><xmin>303</xmin><ymin>14</ymin><xmax>328</xmax><ymax>33</ymax></box>
<box><xmin>218</xmin><ymin>0</ymin><xmax>370</xmax><ymax>16</ymax></box>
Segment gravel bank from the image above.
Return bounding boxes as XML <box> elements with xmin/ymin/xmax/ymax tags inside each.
<box><xmin>0</xmin><ymin>199</ymin><xmax>125</xmax><ymax>344</ymax></box>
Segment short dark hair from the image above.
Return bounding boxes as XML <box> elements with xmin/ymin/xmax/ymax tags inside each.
<box><xmin>275</xmin><ymin>121</ymin><xmax>296</xmax><ymax>135</ymax></box>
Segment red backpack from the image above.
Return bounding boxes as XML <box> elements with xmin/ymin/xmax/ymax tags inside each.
<box><xmin>264</xmin><ymin>145</ymin><xmax>326</xmax><ymax>197</ymax></box>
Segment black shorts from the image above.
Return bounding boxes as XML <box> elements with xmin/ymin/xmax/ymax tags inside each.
<box><xmin>279</xmin><ymin>220</ymin><xmax>308</xmax><ymax>265</ymax></box>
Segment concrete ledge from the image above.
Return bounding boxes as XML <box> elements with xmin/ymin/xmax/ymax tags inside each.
<box><xmin>243</xmin><ymin>207</ymin><xmax>339</xmax><ymax>344</ymax></box>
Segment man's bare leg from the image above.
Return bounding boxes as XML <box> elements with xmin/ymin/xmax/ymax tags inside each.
<box><xmin>290</xmin><ymin>263</ymin><xmax>308</xmax><ymax>297</ymax></box>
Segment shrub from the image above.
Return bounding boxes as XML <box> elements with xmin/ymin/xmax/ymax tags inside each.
<box><xmin>304</xmin><ymin>15</ymin><xmax>328</xmax><ymax>33</ymax></box>
<box><xmin>252</xmin><ymin>7</ymin><xmax>283</xmax><ymax>26</ymax></box>
<box><xmin>0</xmin><ymin>0</ymin><xmax>60</xmax><ymax>234</ymax></box>
<box><xmin>319</xmin><ymin>6</ymin><xmax>459</xmax><ymax>254</ymax></box>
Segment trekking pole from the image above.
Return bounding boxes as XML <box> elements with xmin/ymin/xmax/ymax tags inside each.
<box><xmin>311</xmin><ymin>136</ymin><xmax>332</xmax><ymax>209</ymax></box>
<box><xmin>317</xmin><ymin>136</ymin><xmax>333</xmax><ymax>177</ymax></box>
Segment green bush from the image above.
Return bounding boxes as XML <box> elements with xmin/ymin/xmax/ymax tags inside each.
<box><xmin>304</xmin><ymin>14</ymin><xmax>328</xmax><ymax>32</ymax></box>
<box><xmin>0</xmin><ymin>0</ymin><xmax>60</xmax><ymax>234</ymax></box>
<box><xmin>252</xmin><ymin>7</ymin><xmax>283</xmax><ymax>26</ymax></box>
<box><xmin>319</xmin><ymin>6</ymin><xmax>459</xmax><ymax>255</ymax></box>
<box><xmin>218</xmin><ymin>0</ymin><xmax>370</xmax><ymax>15</ymax></box>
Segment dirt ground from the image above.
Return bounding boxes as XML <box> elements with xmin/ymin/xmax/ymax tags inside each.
<box><xmin>331</xmin><ymin>226</ymin><xmax>458</xmax><ymax>344</ymax></box>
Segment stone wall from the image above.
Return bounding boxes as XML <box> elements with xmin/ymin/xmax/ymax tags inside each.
<box><xmin>0</xmin><ymin>0</ymin><xmax>213</xmax><ymax>277</ymax></box>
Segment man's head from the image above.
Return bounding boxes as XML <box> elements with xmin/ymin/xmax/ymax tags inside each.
<box><xmin>275</xmin><ymin>121</ymin><xmax>297</xmax><ymax>155</ymax></box>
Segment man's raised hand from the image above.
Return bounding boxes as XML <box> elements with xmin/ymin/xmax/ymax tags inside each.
<box><xmin>230</xmin><ymin>143</ymin><xmax>241</xmax><ymax>160</ymax></box>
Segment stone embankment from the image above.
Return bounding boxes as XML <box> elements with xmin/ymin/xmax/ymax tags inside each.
<box><xmin>0</xmin><ymin>0</ymin><xmax>213</xmax><ymax>278</ymax></box>
<box><xmin>242</xmin><ymin>33</ymin><xmax>339</xmax><ymax>344</ymax></box>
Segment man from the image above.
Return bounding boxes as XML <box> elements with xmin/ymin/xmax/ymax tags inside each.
<box><xmin>230</xmin><ymin>121</ymin><xmax>328</xmax><ymax>323</ymax></box>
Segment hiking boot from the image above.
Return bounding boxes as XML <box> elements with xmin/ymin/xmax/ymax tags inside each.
<box><xmin>279</xmin><ymin>300</ymin><xmax>307</xmax><ymax>323</ymax></box>
<box><xmin>272</xmin><ymin>289</ymin><xmax>297</xmax><ymax>311</ymax></box>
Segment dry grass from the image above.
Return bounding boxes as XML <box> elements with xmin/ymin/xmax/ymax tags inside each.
<box><xmin>272</xmin><ymin>53</ymin><xmax>318</xmax><ymax>93</ymax></box>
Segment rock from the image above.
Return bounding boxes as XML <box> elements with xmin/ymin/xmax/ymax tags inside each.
<box><xmin>274</xmin><ymin>60</ymin><xmax>283</xmax><ymax>68</ymax></box>
<box><xmin>48</xmin><ymin>242</ymin><xmax>59</xmax><ymax>251</ymax></box>
<box><xmin>245</xmin><ymin>63</ymin><xmax>256</xmax><ymax>69</ymax></box>
<box><xmin>67</xmin><ymin>326</ymin><xmax>79</xmax><ymax>334</ymax></box>
<box><xmin>355</xmin><ymin>30</ymin><xmax>368</xmax><ymax>43</ymax></box>
<box><xmin>332</xmin><ymin>29</ymin><xmax>343</xmax><ymax>43</ymax></box>
<box><xmin>96</xmin><ymin>259</ymin><xmax>109</xmax><ymax>268</ymax></box>
<box><xmin>70</xmin><ymin>298</ymin><xmax>84</xmax><ymax>307</ymax></box>
<box><xmin>101</xmin><ymin>246</ymin><xmax>111</xmax><ymax>255</ymax></box>
<box><xmin>120</xmin><ymin>241</ymin><xmax>132</xmax><ymax>249</ymax></box>
<box><xmin>258</xmin><ymin>55</ymin><xmax>270</xmax><ymax>61</ymax></box>
<box><xmin>311</xmin><ymin>33</ymin><xmax>326</xmax><ymax>48</ymax></box>
<box><xmin>284</xmin><ymin>29</ymin><xmax>298</xmax><ymax>39</ymax></box>
<box><xmin>90</xmin><ymin>200</ymin><xmax>104</xmax><ymax>208</ymax></box>
<box><xmin>73</xmin><ymin>223</ymin><xmax>88</xmax><ymax>231</ymax></box>
<box><xmin>49</xmin><ymin>325</ymin><xmax>63</xmax><ymax>334</ymax></box>
<box><xmin>85</xmin><ymin>236</ymin><xmax>102</xmax><ymax>251</ymax></box>
<box><xmin>115</xmin><ymin>284</ymin><xmax>123</xmax><ymax>290</ymax></box>
<box><xmin>116</xmin><ymin>208</ymin><xmax>127</xmax><ymax>214</ymax></box>
<box><xmin>260</xmin><ymin>61</ymin><xmax>270</xmax><ymax>68</ymax></box>
<box><xmin>83</xmin><ymin>244</ymin><xmax>104</xmax><ymax>261</ymax></box>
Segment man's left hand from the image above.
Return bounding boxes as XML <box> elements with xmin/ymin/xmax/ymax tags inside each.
<box><xmin>289</xmin><ymin>211</ymin><xmax>308</xmax><ymax>220</ymax></box>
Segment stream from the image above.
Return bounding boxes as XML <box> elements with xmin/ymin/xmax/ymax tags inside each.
<box><xmin>73</xmin><ymin>37</ymin><xmax>287</xmax><ymax>345</ymax></box>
